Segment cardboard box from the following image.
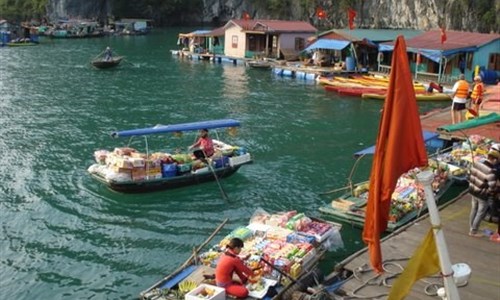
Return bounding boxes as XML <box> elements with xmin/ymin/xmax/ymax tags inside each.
<box><xmin>184</xmin><ymin>284</ymin><xmax>225</xmax><ymax>300</ymax></box>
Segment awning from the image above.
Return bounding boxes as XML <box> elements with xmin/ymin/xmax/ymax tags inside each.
<box><xmin>378</xmin><ymin>44</ymin><xmax>478</xmax><ymax>63</ymax></box>
<box><xmin>111</xmin><ymin>119</ymin><xmax>241</xmax><ymax>138</ymax></box>
<box><xmin>303</xmin><ymin>39</ymin><xmax>350</xmax><ymax>52</ymax></box>
<box><xmin>353</xmin><ymin>130</ymin><xmax>439</xmax><ymax>157</ymax></box>
<box><xmin>437</xmin><ymin>113</ymin><xmax>500</xmax><ymax>132</ymax></box>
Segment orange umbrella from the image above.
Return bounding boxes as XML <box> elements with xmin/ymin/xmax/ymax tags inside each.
<box><xmin>362</xmin><ymin>35</ymin><xmax>429</xmax><ymax>273</ymax></box>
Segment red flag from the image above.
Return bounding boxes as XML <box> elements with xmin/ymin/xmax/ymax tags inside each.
<box><xmin>316</xmin><ymin>7</ymin><xmax>326</xmax><ymax>20</ymax></box>
<box><xmin>440</xmin><ymin>27</ymin><xmax>447</xmax><ymax>44</ymax></box>
<box><xmin>242</xmin><ymin>11</ymin><xmax>251</xmax><ymax>21</ymax></box>
<box><xmin>348</xmin><ymin>8</ymin><xmax>357</xmax><ymax>30</ymax></box>
<box><xmin>361</xmin><ymin>35</ymin><xmax>428</xmax><ymax>273</ymax></box>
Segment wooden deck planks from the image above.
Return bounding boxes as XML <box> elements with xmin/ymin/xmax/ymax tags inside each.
<box><xmin>334</xmin><ymin>192</ymin><xmax>500</xmax><ymax>300</ymax></box>
<box><xmin>420</xmin><ymin>107</ymin><xmax>500</xmax><ymax>142</ymax></box>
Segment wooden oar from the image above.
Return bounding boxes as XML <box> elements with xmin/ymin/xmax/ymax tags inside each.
<box><xmin>200</xmin><ymin>150</ymin><xmax>228</xmax><ymax>201</ymax></box>
<box><xmin>143</xmin><ymin>218</ymin><xmax>229</xmax><ymax>293</ymax></box>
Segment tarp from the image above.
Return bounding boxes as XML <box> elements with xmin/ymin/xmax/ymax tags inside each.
<box><xmin>303</xmin><ymin>39</ymin><xmax>350</xmax><ymax>52</ymax></box>
<box><xmin>437</xmin><ymin>113</ymin><xmax>500</xmax><ymax>132</ymax></box>
<box><xmin>354</xmin><ymin>130</ymin><xmax>439</xmax><ymax>157</ymax></box>
<box><xmin>111</xmin><ymin>119</ymin><xmax>241</xmax><ymax>137</ymax></box>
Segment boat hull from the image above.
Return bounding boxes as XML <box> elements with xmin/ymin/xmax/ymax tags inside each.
<box><xmin>90</xmin><ymin>164</ymin><xmax>246</xmax><ymax>193</ymax></box>
<box><xmin>91</xmin><ymin>56</ymin><xmax>123</xmax><ymax>69</ymax></box>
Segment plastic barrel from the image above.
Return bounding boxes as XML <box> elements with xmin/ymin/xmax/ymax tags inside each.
<box><xmin>0</xmin><ymin>32</ymin><xmax>11</xmax><ymax>44</ymax></box>
<box><xmin>479</xmin><ymin>70</ymin><xmax>498</xmax><ymax>85</ymax></box>
<box><xmin>345</xmin><ymin>56</ymin><xmax>355</xmax><ymax>71</ymax></box>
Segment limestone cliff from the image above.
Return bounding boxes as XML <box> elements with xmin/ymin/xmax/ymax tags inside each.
<box><xmin>46</xmin><ymin>0</ymin><xmax>499</xmax><ymax>33</ymax></box>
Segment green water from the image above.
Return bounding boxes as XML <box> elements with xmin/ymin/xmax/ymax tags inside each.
<box><xmin>0</xmin><ymin>28</ymin><xmax>449</xmax><ymax>299</ymax></box>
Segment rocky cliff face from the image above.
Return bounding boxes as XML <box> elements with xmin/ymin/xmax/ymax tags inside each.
<box><xmin>47</xmin><ymin>0</ymin><xmax>499</xmax><ymax>32</ymax></box>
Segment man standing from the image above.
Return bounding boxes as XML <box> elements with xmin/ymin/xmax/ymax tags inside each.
<box><xmin>468</xmin><ymin>147</ymin><xmax>499</xmax><ymax>237</ymax></box>
<box><xmin>450</xmin><ymin>74</ymin><xmax>470</xmax><ymax>124</ymax></box>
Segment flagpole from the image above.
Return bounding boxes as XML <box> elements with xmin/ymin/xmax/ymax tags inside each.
<box><xmin>416</xmin><ymin>171</ymin><xmax>460</xmax><ymax>300</ymax></box>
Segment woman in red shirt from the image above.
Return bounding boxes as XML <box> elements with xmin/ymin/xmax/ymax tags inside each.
<box><xmin>189</xmin><ymin>128</ymin><xmax>214</xmax><ymax>158</ymax></box>
<box><xmin>215</xmin><ymin>238</ymin><xmax>253</xmax><ymax>298</ymax></box>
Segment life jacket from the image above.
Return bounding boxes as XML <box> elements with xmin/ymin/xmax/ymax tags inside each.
<box><xmin>470</xmin><ymin>82</ymin><xmax>484</xmax><ymax>101</ymax></box>
<box><xmin>454</xmin><ymin>80</ymin><xmax>469</xmax><ymax>99</ymax></box>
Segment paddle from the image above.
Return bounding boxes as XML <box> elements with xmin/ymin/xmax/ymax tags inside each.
<box><xmin>142</xmin><ymin>218</ymin><xmax>229</xmax><ymax>293</ymax></box>
<box><xmin>200</xmin><ymin>149</ymin><xmax>229</xmax><ymax>201</ymax></box>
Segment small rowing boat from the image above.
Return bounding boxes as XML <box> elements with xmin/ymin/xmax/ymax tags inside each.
<box><xmin>91</xmin><ymin>56</ymin><xmax>124</xmax><ymax>69</ymax></box>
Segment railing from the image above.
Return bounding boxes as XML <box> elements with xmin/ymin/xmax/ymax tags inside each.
<box><xmin>378</xmin><ymin>64</ymin><xmax>391</xmax><ymax>74</ymax></box>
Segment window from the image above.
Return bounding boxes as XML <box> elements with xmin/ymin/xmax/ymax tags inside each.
<box><xmin>295</xmin><ymin>37</ymin><xmax>305</xmax><ymax>51</ymax></box>
<box><xmin>231</xmin><ymin>35</ymin><xmax>238</xmax><ymax>48</ymax></box>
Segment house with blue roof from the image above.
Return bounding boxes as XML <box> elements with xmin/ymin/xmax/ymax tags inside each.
<box><xmin>304</xmin><ymin>29</ymin><xmax>422</xmax><ymax>71</ymax></box>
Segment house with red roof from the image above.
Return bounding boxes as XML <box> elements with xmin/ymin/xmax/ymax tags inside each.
<box><xmin>222</xmin><ymin>19</ymin><xmax>317</xmax><ymax>60</ymax></box>
<box><xmin>379</xmin><ymin>30</ymin><xmax>500</xmax><ymax>84</ymax></box>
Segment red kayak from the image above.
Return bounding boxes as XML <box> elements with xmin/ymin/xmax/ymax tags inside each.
<box><xmin>336</xmin><ymin>87</ymin><xmax>387</xmax><ymax>97</ymax></box>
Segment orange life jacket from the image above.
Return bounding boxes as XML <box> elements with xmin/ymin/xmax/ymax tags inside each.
<box><xmin>454</xmin><ymin>80</ymin><xmax>469</xmax><ymax>99</ymax></box>
<box><xmin>470</xmin><ymin>82</ymin><xmax>484</xmax><ymax>101</ymax></box>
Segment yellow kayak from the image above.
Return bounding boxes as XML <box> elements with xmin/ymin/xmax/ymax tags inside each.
<box><xmin>362</xmin><ymin>92</ymin><xmax>451</xmax><ymax>101</ymax></box>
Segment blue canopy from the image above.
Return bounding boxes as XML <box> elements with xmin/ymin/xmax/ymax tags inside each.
<box><xmin>378</xmin><ymin>44</ymin><xmax>477</xmax><ymax>63</ymax></box>
<box><xmin>353</xmin><ymin>130</ymin><xmax>439</xmax><ymax>157</ymax></box>
<box><xmin>303</xmin><ymin>39</ymin><xmax>351</xmax><ymax>52</ymax></box>
<box><xmin>111</xmin><ymin>119</ymin><xmax>240</xmax><ymax>138</ymax></box>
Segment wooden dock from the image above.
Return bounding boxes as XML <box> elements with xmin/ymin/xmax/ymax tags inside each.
<box><xmin>420</xmin><ymin>108</ymin><xmax>500</xmax><ymax>142</ymax></box>
<box><xmin>331</xmin><ymin>191</ymin><xmax>500</xmax><ymax>300</ymax></box>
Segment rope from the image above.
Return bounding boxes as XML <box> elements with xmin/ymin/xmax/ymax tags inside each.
<box><xmin>338</xmin><ymin>258</ymin><xmax>469</xmax><ymax>299</ymax></box>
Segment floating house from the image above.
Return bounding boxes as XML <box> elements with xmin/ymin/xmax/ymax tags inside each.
<box><xmin>0</xmin><ymin>19</ymin><xmax>14</xmax><ymax>46</ymax></box>
<box><xmin>304</xmin><ymin>29</ymin><xmax>422</xmax><ymax>71</ymax></box>
<box><xmin>114</xmin><ymin>18</ymin><xmax>153</xmax><ymax>35</ymax></box>
<box><xmin>46</xmin><ymin>19</ymin><xmax>103</xmax><ymax>38</ymax></box>
<box><xmin>379</xmin><ymin>30</ymin><xmax>500</xmax><ymax>84</ymax></box>
<box><xmin>222</xmin><ymin>19</ymin><xmax>317</xmax><ymax>60</ymax></box>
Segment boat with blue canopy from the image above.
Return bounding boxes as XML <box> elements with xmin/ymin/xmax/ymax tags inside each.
<box><xmin>319</xmin><ymin>130</ymin><xmax>454</xmax><ymax>232</ymax></box>
<box><xmin>88</xmin><ymin>119</ymin><xmax>252</xmax><ymax>193</ymax></box>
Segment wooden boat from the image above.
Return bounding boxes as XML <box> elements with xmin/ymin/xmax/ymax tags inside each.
<box><xmin>319</xmin><ymin>129</ymin><xmax>456</xmax><ymax>232</ymax></box>
<box><xmin>319</xmin><ymin>158</ymin><xmax>453</xmax><ymax>232</ymax></box>
<box><xmin>88</xmin><ymin>119</ymin><xmax>253</xmax><ymax>193</ymax></box>
<box><xmin>7</xmin><ymin>41</ymin><xmax>37</xmax><ymax>47</ymax></box>
<box><xmin>91</xmin><ymin>56</ymin><xmax>124</xmax><ymax>69</ymax></box>
<box><xmin>246</xmin><ymin>60</ymin><xmax>272</xmax><ymax>69</ymax></box>
<box><xmin>139</xmin><ymin>210</ymin><xmax>343</xmax><ymax>300</ymax></box>
<box><xmin>361</xmin><ymin>92</ymin><xmax>451</xmax><ymax>101</ymax></box>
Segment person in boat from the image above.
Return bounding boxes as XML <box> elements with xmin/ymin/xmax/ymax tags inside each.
<box><xmin>215</xmin><ymin>238</ymin><xmax>254</xmax><ymax>299</ymax></box>
<box><xmin>470</xmin><ymin>75</ymin><xmax>484</xmax><ymax>117</ymax></box>
<box><xmin>450</xmin><ymin>73</ymin><xmax>470</xmax><ymax>124</ymax></box>
<box><xmin>104</xmin><ymin>46</ymin><xmax>113</xmax><ymax>61</ymax></box>
<box><xmin>468</xmin><ymin>147</ymin><xmax>499</xmax><ymax>238</ymax></box>
<box><xmin>188</xmin><ymin>128</ymin><xmax>214</xmax><ymax>159</ymax></box>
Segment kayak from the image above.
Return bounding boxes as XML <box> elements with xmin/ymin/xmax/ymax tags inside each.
<box><xmin>362</xmin><ymin>92</ymin><xmax>451</xmax><ymax>101</ymax></box>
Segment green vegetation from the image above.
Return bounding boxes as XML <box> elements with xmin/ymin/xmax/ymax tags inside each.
<box><xmin>0</xmin><ymin>0</ymin><xmax>497</xmax><ymax>32</ymax></box>
<box><xmin>0</xmin><ymin>0</ymin><xmax>47</xmax><ymax>21</ymax></box>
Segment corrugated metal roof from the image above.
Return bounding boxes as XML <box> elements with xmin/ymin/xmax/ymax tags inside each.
<box><xmin>379</xmin><ymin>30</ymin><xmax>500</xmax><ymax>63</ymax></box>
<box><xmin>403</xmin><ymin>30</ymin><xmax>500</xmax><ymax>51</ymax></box>
<box><xmin>226</xmin><ymin>19</ymin><xmax>317</xmax><ymax>33</ymax></box>
<box><xmin>206</xmin><ymin>26</ymin><xmax>225</xmax><ymax>37</ymax></box>
<box><xmin>334</xmin><ymin>29</ymin><xmax>423</xmax><ymax>42</ymax></box>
